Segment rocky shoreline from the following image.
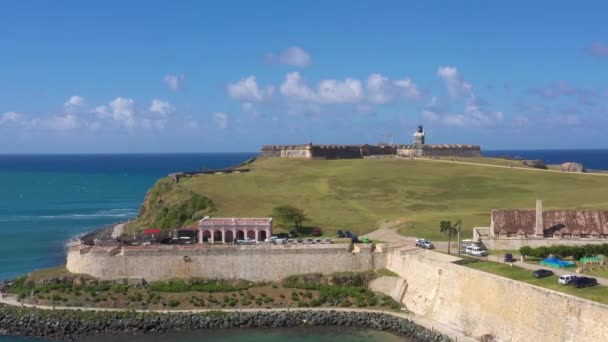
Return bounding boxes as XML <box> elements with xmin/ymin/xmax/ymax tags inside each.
<box><xmin>0</xmin><ymin>305</ymin><xmax>451</xmax><ymax>341</ymax></box>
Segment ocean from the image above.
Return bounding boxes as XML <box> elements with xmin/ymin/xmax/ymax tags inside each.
<box><xmin>0</xmin><ymin>150</ymin><xmax>606</xmax><ymax>342</ymax></box>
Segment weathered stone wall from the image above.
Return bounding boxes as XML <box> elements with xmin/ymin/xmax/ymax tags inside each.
<box><xmin>260</xmin><ymin>145</ymin><xmax>312</xmax><ymax>158</ymax></box>
<box><xmin>386</xmin><ymin>249</ymin><xmax>608</xmax><ymax>342</ymax></box>
<box><xmin>67</xmin><ymin>244</ymin><xmax>386</xmax><ymax>282</ymax></box>
<box><xmin>421</xmin><ymin>145</ymin><xmax>481</xmax><ymax>157</ymax></box>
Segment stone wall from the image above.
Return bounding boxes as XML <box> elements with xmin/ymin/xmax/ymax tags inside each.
<box><xmin>67</xmin><ymin>244</ymin><xmax>386</xmax><ymax>282</ymax></box>
<box><xmin>260</xmin><ymin>145</ymin><xmax>312</xmax><ymax>158</ymax></box>
<box><xmin>385</xmin><ymin>249</ymin><xmax>608</xmax><ymax>341</ymax></box>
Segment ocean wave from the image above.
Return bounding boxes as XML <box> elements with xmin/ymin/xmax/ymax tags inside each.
<box><xmin>0</xmin><ymin>209</ymin><xmax>139</xmax><ymax>222</ymax></box>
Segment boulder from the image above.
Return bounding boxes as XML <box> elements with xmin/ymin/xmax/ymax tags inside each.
<box><xmin>521</xmin><ymin>160</ymin><xmax>547</xmax><ymax>169</ymax></box>
<box><xmin>560</xmin><ymin>162</ymin><xmax>585</xmax><ymax>173</ymax></box>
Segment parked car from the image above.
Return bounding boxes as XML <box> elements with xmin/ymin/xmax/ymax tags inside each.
<box><xmin>415</xmin><ymin>239</ymin><xmax>434</xmax><ymax>249</ymax></box>
<box><xmin>504</xmin><ymin>253</ymin><xmax>516</xmax><ymax>262</ymax></box>
<box><xmin>467</xmin><ymin>246</ymin><xmax>487</xmax><ymax>256</ymax></box>
<box><xmin>558</xmin><ymin>274</ymin><xmax>577</xmax><ymax>285</ymax></box>
<box><xmin>344</xmin><ymin>231</ymin><xmax>353</xmax><ymax>238</ymax></box>
<box><xmin>337</xmin><ymin>230</ymin><xmax>345</xmax><ymax>238</ymax></box>
<box><xmin>532</xmin><ymin>269</ymin><xmax>554</xmax><ymax>278</ymax></box>
<box><xmin>312</xmin><ymin>228</ymin><xmax>322</xmax><ymax>236</ymax></box>
<box><xmin>361</xmin><ymin>236</ymin><xmax>370</xmax><ymax>243</ymax></box>
<box><xmin>571</xmin><ymin>276</ymin><xmax>598</xmax><ymax>288</ymax></box>
<box><xmin>276</xmin><ymin>232</ymin><xmax>290</xmax><ymax>239</ymax></box>
<box><xmin>264</xmin><ymin>236</ymin><xmax>287</xmax><ymax>244</ymax></box>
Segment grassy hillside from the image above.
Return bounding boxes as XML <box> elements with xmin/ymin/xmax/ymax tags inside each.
<box><xmin>127</xmin><ymin>157</ymin><xmax>608</xmax><ymax>240</ymax></box>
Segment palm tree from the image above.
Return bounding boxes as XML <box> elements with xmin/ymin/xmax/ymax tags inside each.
<box><xmin>440</xmin><ymin>220</ymin><xmax>461</xmax><ymax>255</ymax></box>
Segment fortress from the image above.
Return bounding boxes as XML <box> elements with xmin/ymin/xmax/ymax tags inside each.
<box><xmin>260</xmin><ymin>125</ymin><xmax>481</xmax><ymax>159</ymax></box>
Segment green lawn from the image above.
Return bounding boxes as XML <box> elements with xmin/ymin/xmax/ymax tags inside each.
<box><xmin>462</xmin><ymin>260</ymin><xmax>608</xmax><ymax>304</ymax></box>
<box><xmin>127</xmin><ymin>157</ymin><xmax>608</xmax><ymax>240</ymax></box>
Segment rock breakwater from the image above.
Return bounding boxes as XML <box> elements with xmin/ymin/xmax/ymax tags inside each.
<box><xmin>0</xmin><ymin>305</ymin><xmax>450</xmax><ymax>341</ymax></box>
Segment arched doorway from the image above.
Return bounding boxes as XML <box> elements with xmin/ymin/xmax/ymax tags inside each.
<box><xmin>236</xmin><ymin>230</ymin><xmax>245</xmax><ymax>240</ymax></box>
<box><xmin>259</xmin><ymin>230</ymin><xmax>267</xmax><ymax>241</ymax></box>
<box><xmin>225</xmin><ymin>230</ymin><xmax>234</xmax><ymax>243</ymax></box>
<box><xmin>213</xmin><ymin>230</ymin><xmax>223</xmax><ymax>243</ymax></box>
<box><xmin>202</xmin><ymin>230</ymin><xmax>211</xmax><ymax>243</ymax></box>
<box><xmin>247</xmin><ymin>230</ymin><xmax>256</xmax><ymax>240</ymax></box>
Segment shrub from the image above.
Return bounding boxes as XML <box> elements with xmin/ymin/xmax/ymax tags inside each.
<box><xmin>167</xmin><ymin>299</ymin><xmax>181</xmax><ymax>307</ymax></box>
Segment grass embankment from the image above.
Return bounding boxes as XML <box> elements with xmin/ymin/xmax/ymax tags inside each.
<box><xmin>5</xmin><ymin>270</ymin><xmax>400</xmax><ymax>311</ymax></box>
<box><xmin>127</xmin><ymin>157</ymin><xmax>608</xmax><ymax>240</ymax></box>
<box><xmin>461</xmin><ymin>260</ymin><xmax>608</xmax><ymax>305</ymax></box>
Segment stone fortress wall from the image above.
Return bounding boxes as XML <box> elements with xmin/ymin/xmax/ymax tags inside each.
<box><xmin>259</xmin><ymin>126</ymin><xmax>480</xmax><ymax>160</ymax></box>
<box><xmin>385</xmin><ymin>248</ymin><xmax>608</xmax><ymax>342</ymax></box>
<box><xmin>66</xmin><ymin>243</ymin><xmax>387</xmax><ymax>282</ymax></box>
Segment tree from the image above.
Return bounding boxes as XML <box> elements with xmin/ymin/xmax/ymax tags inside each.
<box><xmin>440</xmin><ymin>220</ymin><xmax>460</xmax><ymax>255</ymax></box>
<box><xmin>271</xmin><ymin>205</ymin><xmax>309</xmax><ymax>230</ymax></box>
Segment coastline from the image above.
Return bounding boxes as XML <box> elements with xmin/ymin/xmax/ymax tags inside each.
<box><xmin>0</xmin><ymin>302</ymin><xmax>458</xmax><ymax>342</ymax></box>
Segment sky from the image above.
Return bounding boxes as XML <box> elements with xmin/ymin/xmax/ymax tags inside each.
<box><xmin>1</xmin><ymin>0</ymin><xmax>607</xmax><ymax>153</ymax></box>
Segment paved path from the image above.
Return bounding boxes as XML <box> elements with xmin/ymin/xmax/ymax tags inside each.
<box><xmin>415</xmin><ymin>157</ymin><xmax>608</xmax><ymax>177</ymax></box>
<box><xmin>0</xmin><ymin>292</ymin><xmax>475</xmax><ymax>342</ymax></box>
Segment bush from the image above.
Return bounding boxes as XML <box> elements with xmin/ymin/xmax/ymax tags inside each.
<box><xmin>519</xmin><ymin>244</ymin><xmax>608</xmax><ymax>260</ymax></box>
<box><xmin>167</xmin><ymin>299</ymin><xmax>181</xmax><ymax>307</ymax></box>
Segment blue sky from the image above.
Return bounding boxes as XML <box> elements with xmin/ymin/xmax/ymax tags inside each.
<box><xmin>1</xmin><ymin>0</ymin><xmax>607</xmax><ymax>153</ymax></box>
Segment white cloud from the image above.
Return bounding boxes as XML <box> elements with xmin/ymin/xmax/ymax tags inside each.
<box><xmin>97</xmin><ymin>97</ymin><xmax>136</xmax><ymax>128</ymax></box>
<box><xmin>0</xmin><ymin>111</ymin><xmax>22</xmax><ymax>125</ymax></box>
<box><xmin>164</xmin><ymin>74</ymin><xmax>185</xmax><ymax>91</ymax></box>
<box><xmin>63</xmin><ymin>95</ymin><xmax>86</xmax><ymax>109</ymax></box>
<box><xmin>213</xmin><ymin>112</ymin><xmax>228</xmax><ymax>129</ymax></box>
<box><xmin>366</xmin><ymin>73</ymin><xmax>422</xmax><ymax>104</ymax></box>
<box><xmin>318</xmin><ymin>78</ymin><xmax>364</xmax><ymax>104</ymax></box>
<box><xmin>227</xmin><ymin>76</ymin><xmax>274</xmax><ymax>102</ymax></box>
<box><xmin>280</xmin><ymin>72</ymin><xmax>319</xmax><ymax>103</ymax></box>
<box><xmin>50</xmin><ymin>114</ymin><xmax>78</xmax><ymax>130</ymax></box>
<box><xmin>437</xmin><ymin>66</ymin><xmax>472</xmax><ymax>98</ymax></box>
<box><xmin>366</xmin><ymin>73</ymin><xmax>392</xmax><ymax>104</ymax></box>
<box><xmin>266</xmin><ymin>46</ymin><xmax>311</xmax><ymax>67</ymax></box>
<box><xmin>280</xmin><ymin>72</ymin><xmax>364</xmax><ymax>105</ymax></box>
<box><xmin>149</xmin><ymin>99</ymin><xmax>175</xmax><ymax>116</ymax></box>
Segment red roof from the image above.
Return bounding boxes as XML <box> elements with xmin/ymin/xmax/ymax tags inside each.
<box><xmin>143</xmin><ymin>229</ymin><xmax>162</xmax><ymax>234</ymax></box>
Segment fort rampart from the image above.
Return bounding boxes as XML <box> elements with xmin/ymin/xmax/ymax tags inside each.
<box><xmin>66</xmin><ymin>244</ymin><xmax>387</xmax><ymax>282</ymax></box>
<box><xmin>385</xmin><ymin>249</ymin><xmax>608</xmax><ymax>342</ymax></box>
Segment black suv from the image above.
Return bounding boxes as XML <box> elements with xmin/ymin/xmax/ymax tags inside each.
<box><xmin>504</xmin><ymin>253</ymin><xmax>516</xmax><ymax>262</ymax></box>
<box><xmin>571</xmin><ymin>276</ymin><xmax>598</xmax><ymax>288</ymax></box>
<box><xmin>532</xmin><ymin>269</ymin><xmax>554</xmax><ymax>278</ymax></box>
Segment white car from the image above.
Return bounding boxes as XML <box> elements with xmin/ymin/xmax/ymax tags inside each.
<box><xmin>559</xmin><ymin>274</ymin><xmax>576</xmax><ymax>285</ymax></box>
<box><xmin>467</xmin><ymin>246</ymin><xmax>487</xmax><ymax>256</ymax></box>
<box><xmin>415</xmin><ymin>239</ymin><xmax>434</xmax><ymax>249</ymax></box>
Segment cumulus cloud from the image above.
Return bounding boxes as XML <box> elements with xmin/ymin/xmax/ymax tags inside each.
<box><xmin>586</xmin><ymin>42</ymin><xmax>608</xmax><ymax>58</ymax></box>
<box><xmin>49</xmin><ymin>114</ymin><xmax>78</xmax><ymax>130</ymax></box>
<box><xmin>437</xmin><ymin>66</ymin><xmax>472</xmax><ymax>98</ymax></box>
<box><xmin>96</xmin><ymin>97</ymin><xmax>136</xmax><ymax>128</ymax></box>
<box><xmin>366</xmin><ymin>73</ymin><xmax>421</xmax><ymax>104</ymax></box>
<box><xmin>227</xmin><ymin>76</ymin><xmax>274</xmax><ymax>102</ymax></box>
<box><xmin>213</xmin><ymin>112</ymin><xmax>228</xmax><ymax>129</ymax></box>
<box><xmin>63</xmin><ymin>95</ymin><xmax>86</xmax><ymax>109</ymax></box>
<box><xmin>280</xmin><ymin>72</ymin><xmax>319</xmax><ymax>103</ymax></box>
<box><xmin>266</xmin><ymin>46</ymin><xmax>311</xmax><ymax>67</ymax></box>
<box><xmin>164</xmin><ymin>74</ymin><xmax>185</xmax><ymax>91</ymax></box>
<box><xmin>149</xmin><ymin>99</ymin><xmax>175</xmax><ymax>116</ymax></box>
<box><xmin>280</xmin><ymin>72</ymin><xmax>364</xmax><ymax>105</ymax></box>
<box><xmin>0</xmin><ymin>111</ymin><xmax>22</xmax><ymax>125</ymax></box>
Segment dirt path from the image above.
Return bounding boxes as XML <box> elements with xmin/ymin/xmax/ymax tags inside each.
<box><xmin>0</xmin><ymin>292</ymin><xmax>474</xmax><ymax>342</ymax></box>
<box><xmin>417</xmin><ymin>157</ymin><xmax>608</xmax><ymax>177</ymax></box>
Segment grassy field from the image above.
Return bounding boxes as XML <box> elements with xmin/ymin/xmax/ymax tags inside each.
<box><xmin>127</xmin><ymin>157</ymin><xmax>608</xmax><ymax>240</ymax></box>
<box><xmin>462</xmin><ymin>260</ymin><xmax>608</xmax><ymax>304</ymax></box>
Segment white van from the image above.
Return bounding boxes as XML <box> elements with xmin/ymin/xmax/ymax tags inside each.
<box><xmin>559</xmin><ymin>274</ymin><xmax>576</xmax><ymax>285</ymax></box>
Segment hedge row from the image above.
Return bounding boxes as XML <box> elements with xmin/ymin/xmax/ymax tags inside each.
<box><xmin>519</xmin><ymin>244</ymin><xmax>608</xmax><ymax>260</ymax></box>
